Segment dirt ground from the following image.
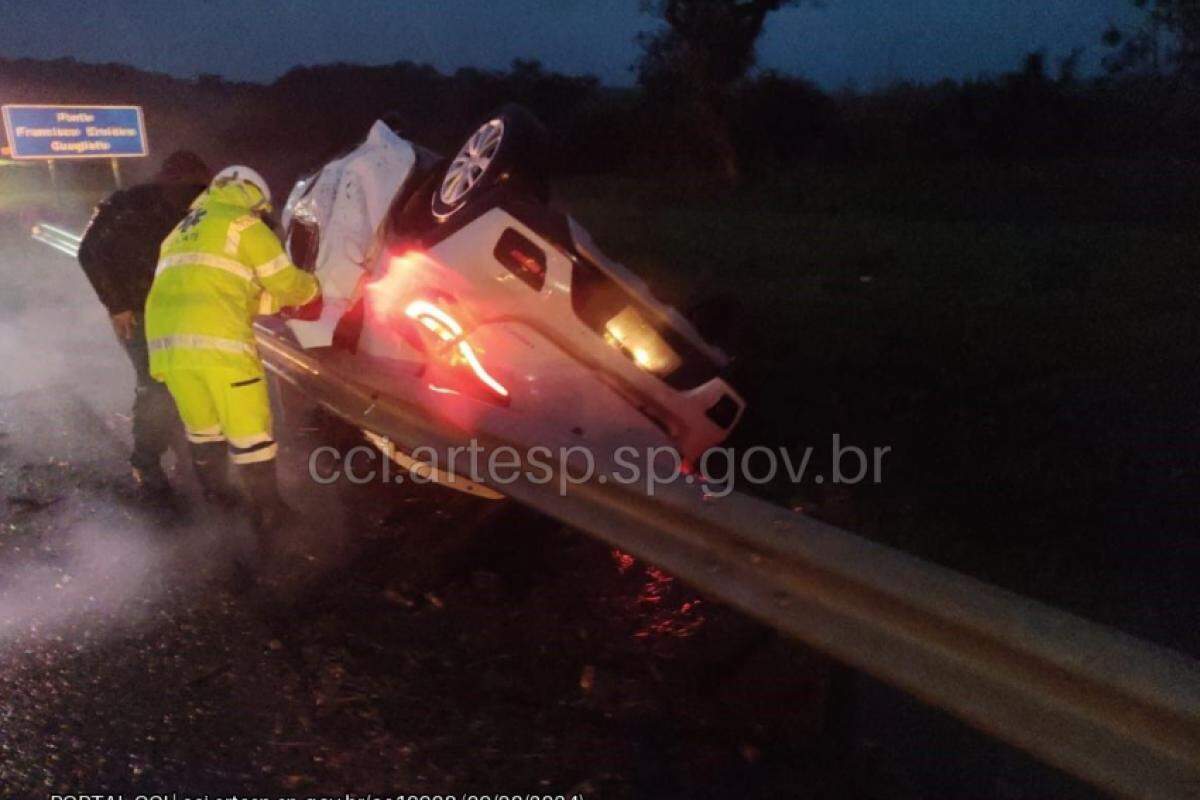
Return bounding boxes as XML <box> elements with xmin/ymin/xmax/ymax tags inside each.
<box><xmin>0</xmin><ymin>232</ymin><xmax>850</xmax><ymax>798</ymax></box>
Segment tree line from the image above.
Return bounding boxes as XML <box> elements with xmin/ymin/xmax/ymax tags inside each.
<box><xmin>1</xmin><ymin>0</ymin><xmax>1195</xmax><ymax>188</ymax></box>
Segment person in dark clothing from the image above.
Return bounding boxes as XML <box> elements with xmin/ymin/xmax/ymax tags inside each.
<box><xmin>77</xmin><ymin>150</ymin><xmax>211</xmax><ymax>495</ymax></box>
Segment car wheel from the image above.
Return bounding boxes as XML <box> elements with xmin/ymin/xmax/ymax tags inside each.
<box><xmin>431</xmin><ymin>104</ymin><xmax>549</xmax><ymax>222</ymax></box>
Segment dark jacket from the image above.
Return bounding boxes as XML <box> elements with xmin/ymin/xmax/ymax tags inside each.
<box><xmin>77</xmin><ymin>182</ymin><xmax>206</xmax><ymax>315</ymax></box>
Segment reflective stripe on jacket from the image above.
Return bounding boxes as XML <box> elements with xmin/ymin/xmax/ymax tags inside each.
<box><xmin>144</xmin><ymin>181</ymin><xmax>319</xmax><ymax>379</ymax></box>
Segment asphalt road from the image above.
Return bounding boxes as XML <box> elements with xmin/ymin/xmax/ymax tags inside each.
<box><xmin>0</xmin><ymin>231</ymin><xmax>845</xmax><ymax>798</ymax></box>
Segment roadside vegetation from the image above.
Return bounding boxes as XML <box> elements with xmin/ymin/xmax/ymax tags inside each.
<box><xmin>563</xmin><ymin>160</ymin><xmax>1200</xmax><ymax>652</ymax></box>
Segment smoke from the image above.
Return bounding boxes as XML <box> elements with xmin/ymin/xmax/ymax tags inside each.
<box><xmin>0</xmin><ymin>509</ymin><xmax>161</xmax><ymax>642</ymax></box>
<box><xmin>0</xmin><ymin>225</ymin><xmax>118</xmax><ymax>398</ymax></box>
<box><xmin>0</xmin><ymin>489</ymin><xmax>265</xmax><ymax>647</ymax></box>
<box><xmin>0</xmin><ymin>230</ymin><xmax>235</xmax><ymax>648</ymax></box>
<box><xmin>0</xmin><ymin>226</ymin><xmax>352</xmax><ymax>648</ymax></box>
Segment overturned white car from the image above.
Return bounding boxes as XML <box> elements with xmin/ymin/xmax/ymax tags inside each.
<box><xmin>273</xmin><ymin>106</ymin><xmax>745</xmax><ymax>482</ymax></box>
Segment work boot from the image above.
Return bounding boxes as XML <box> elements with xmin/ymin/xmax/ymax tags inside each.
<box><xmin>238</xmin><ymin>459</ymin><xmax>292</xmax><ymax>566</ymax></box>
<box><xmin>190</xmin><ymin>442</ymin><xmax>241</xmax><ymax>509</ymax></box>
<box><xmin>131</xmin><ymin>462</ymin><xmax>187</xmax><ymax>526</ymax></box>
<box><xmin>131</xmin><ymin>462</ymin><xmax>172</xmax><ymax>495</ymax></box>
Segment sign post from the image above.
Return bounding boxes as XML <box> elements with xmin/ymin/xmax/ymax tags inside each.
<box><xmin>1</xmin><ymin>104</ymin><xmax>147</xmax><ymax>194</ymax></box>
<box><xmin>47</xmin><ymin>160</ymin><xmax>60</xmax><ymax>207</ymax></box>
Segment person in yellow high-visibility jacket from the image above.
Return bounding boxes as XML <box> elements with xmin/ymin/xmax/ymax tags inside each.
<box><xmin>145</xmin><ymin>165</ymin><xmax>320</xmax><ymax>550</ymax></box>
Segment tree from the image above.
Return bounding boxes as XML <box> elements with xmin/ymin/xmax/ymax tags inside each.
<box><xmin>1103</xmin><ymin>0</ymin><xmax>1200</xmax><ymax>81</ymax></box>
<box><xmin>636</xmin><ymin>0</ymin><xmax>813</xmax><ymax>181</ymax></box>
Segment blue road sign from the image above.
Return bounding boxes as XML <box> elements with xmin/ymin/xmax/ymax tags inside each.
<box><xmin>1</xmin><ymin>105</ymin><xmax>147</xmax><ymax>160</ymax></box>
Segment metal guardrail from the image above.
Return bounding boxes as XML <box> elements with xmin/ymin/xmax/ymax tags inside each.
<box><xmin>30</xmin><ymin>222</ymin><xmax>83</xmax><ymax>257</ymax></box>
<box><xmin>28</xmin><ymin>225</ymin><xmax>1200</xmax><ymax>798</ymax></box>
<box><xmin>256</xmin><ymin>328</ymin><xmax>1200</xmax><ymax>800</ymax></box>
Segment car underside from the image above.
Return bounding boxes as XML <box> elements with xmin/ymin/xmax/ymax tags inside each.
<box><xmin>271</xmin><ymin>107</ymin><xmax>746</xmax><ymax>496</ymax></box>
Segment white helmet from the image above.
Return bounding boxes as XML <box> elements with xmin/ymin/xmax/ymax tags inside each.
<box><xmin>211</xmin><ymin>164</ymin><xmax>271</xmax><ymax>208</ymax></box>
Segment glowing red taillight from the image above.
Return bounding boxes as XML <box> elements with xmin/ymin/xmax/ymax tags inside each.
<box><xmin>403</xmin><ymin>299</ymin><xmax>509</xmax><ymax>399</ymax></box>
<box><xmin>365</xmin><ymin>251</ymin><xmax>509</xmax><ymax>403</ymax></box>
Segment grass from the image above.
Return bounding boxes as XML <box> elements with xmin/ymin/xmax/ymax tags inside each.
<box><xmin>559</xmin><ymin>159</ymin><xmax>1200</xmax><ymax>651</ymax></box>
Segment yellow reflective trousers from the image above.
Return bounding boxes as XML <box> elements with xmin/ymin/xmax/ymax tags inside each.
<box><xmin>145</xmin><ymin>178</ymin><xmax>319</xmax><ymax>464</ymax></box>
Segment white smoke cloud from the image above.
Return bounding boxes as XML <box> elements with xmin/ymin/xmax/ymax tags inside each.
<box><xmin>0</xmin><ymin>512</ymin><xmax>160</xmax><ymax>642</ymax></box>
<box><xmin>0</xmin><ymin>231</ymin><xmax>184</xmax><ymax>646</ymax></box>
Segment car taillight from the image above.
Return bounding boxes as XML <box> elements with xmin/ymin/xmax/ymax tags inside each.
<box><xmin>403</xmin><ymin>299</ymin><xmax>510</xmax><ymax>400</ymax></box>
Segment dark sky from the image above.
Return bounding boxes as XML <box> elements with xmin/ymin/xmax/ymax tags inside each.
<box><xmin>1</xmin><ymin>0</ymin><xmax>1141</xmax><ymax>88</ymax></box>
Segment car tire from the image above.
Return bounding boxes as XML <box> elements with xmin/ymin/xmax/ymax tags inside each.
<box><xmin>431</xmin><ymin>104</ymin><xmax>550</xmax><ymax>222</ymax></box>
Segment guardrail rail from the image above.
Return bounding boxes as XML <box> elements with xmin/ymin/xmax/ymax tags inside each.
<box><xmin>256</xmin><ymin>327</ymin><xmax>1200</xmax><ymax>800</ymax></box>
